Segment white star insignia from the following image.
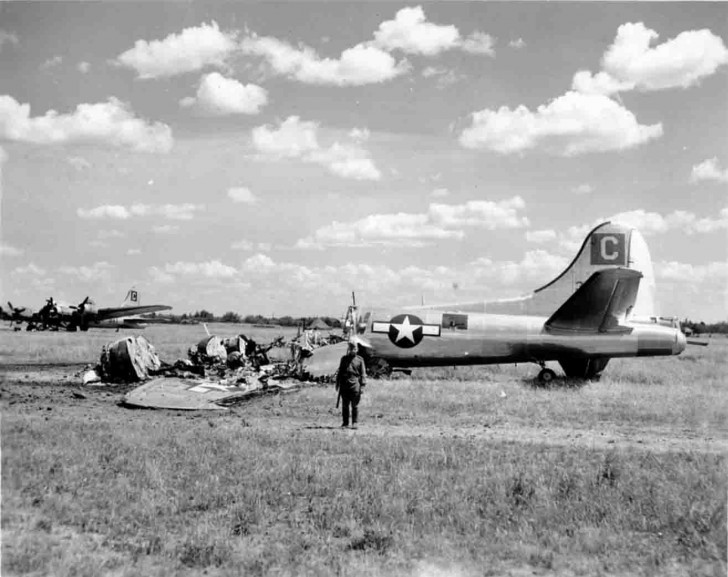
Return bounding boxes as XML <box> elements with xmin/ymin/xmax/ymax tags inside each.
<box><xmin>391</xmin><ymin>315</ymin><xmax>417</xmax><ymax>343</ymax></box>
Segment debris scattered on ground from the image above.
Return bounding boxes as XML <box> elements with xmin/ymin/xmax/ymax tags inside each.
<box><xmin>82</xmin><ymin>368</ymin><xmax>102</xmax><ymax>385</ymax></box>
<box><xmin>99</xmin><ymin>335</ymin><xmax>162</xmax><ymax>382</ymax></box>
<box><xmin>83</xmin><ymin>329</ymin><xmax>344</xmax><ymax>410</ymax></box>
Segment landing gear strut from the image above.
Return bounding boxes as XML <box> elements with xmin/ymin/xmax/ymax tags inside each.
<box><xmin>533</xmin><ymin>360</ymin><xmax>557</xmax><ymax>384</ymax></box>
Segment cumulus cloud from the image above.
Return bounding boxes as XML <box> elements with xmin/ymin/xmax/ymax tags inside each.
<box><xmin>41</xmin><ymin>55</ymin><xmax>62</xmax><ymax>69</ymax></box>
<box><xmin>97</xmin><ymin>229</ymin><xmax>125</xmax><ymax>240</ymax></box>
<box><xmin>421</xmin><ymin>66</ymin><xmax>465</xmax><ymax>88</ymax></box>
<box><xmin>152</xmin><ymin>225</ymin><xmax>179</xmax><ymax>234</ymax></box>
<box><xmin>460</xmin><ymin>31</ymin><xmax>496</xmax><ymax>55</ymax></box>
<box><xmin>0</xmin><ymin>30</ymin><xmax>19</xmax><ymax>51</ymax></box>
<box><xmin>77</xmin><ymin>203</ymin><xmax>204</xmax><ymax>220</ymax></box>
<box><xmin>573</xmin><ymin>22</ymin><xmax>728</xmax><ymax>95</ymax></box>
<box><xmin>67</xmin><ymin>156</ymin><xmax>92</xmax><ymax>171</ymax></box>
<box><xmin>241</xmin><ymin>34</ymin><xmax>409</xmax><ymax>86</ymax></box>
<box><xmin>509</xmin><ymin>38</ymin><xmax>526</xmax><ymax>49</ymax></box>
<box><xmin>297</xmin><ymin>213</ymin><xmax>464</xmax><ymax>249</ymax></box>
<box><xmin>145</xmin><ymin>247</ymin><xmax>577</xmax><ymax>311</ymax></box>
<box><xmin>655</xmin><ymin>260</ymin><xmax>728</xmax><ymax>283</ymax></box>
<box><xmin>602</xmin><ymin>23</ymin><xmax>728</xmax><ymax>91</ymax></box>
<box><xmin>10</xmin><ymin>263</ymin><xmax>54</xmax><ymax>291</ymax></box>
<box><xmin>431</xmin><ymin>188</ymin><xmax>449</xmax><ymax>198</ymax></box>
<box><xmin>77</xmin><ymin>61</ymin><xmax>91</xmax><ymax>74</ymax></box>
<box><xmin>227</xmin><ymin>186</ymin><xmax>258</xmax><ymax>204</ymax></box>
<box><xmin>77</xmin><ymin>205</ymin><xmax>131</xmax><ymax>220</ymax></box>
<box><xmin>429</xmin><ymin>197</ymin><xmax>528</xmax><ymax>228</ymax></box>
<box><xmin>372</xmin><ymin>6</ymin><xmax>459</xmax><ymax>55</ymax></box>
<box><xmin>559</xmin><ymin>208</ymin><xmax>728</xmax><ymax>253</ymax></box>
<box><xmin>296</xmin><ymin>197</ymin><xmax>528</xmax><ymax>248</ymax></box>
<box><xmin>610</xmin><ymin>208</ymin><xmax>728</xmax><ymax>235</ymax></box>
<box><xmin>13</xmin><ymin>263</ymin><xmax>46</xmax><ymax>276</ymax></box>
<box><xmin>0</xmin><ymin>242</ymin><xmax>23</xmax><ymax>257</ymax></box>
<box><xmin>153</xmin><ymin>260</ymin><xmax>238</xmax><ymax>280</ymax></box>
<box><xmin>526</xmin><ymin>229</ymin><xmax>557</xmax><ymax>243</ymax></box>
<box><xmin>0</xmin><ymin>96</ymin><xmax>173</xmax><ymax>153</ymax></box>
<box><xmin>459</xmin><ymin>91</ymin><xmax>662</xmax><ymax>155</ymax></box>
<box><xmin>231</xmin><ymin>240</ymin><xmax>271</xmax><ymax>251</ymax></box>
<box><xmin>241</xmin><ymin>6</ymin><xmax>493</xmax><ymax>87</ymax></box>
<box><xmin>572</xmin><ymin>183</ymin><xmax>594</xmax><ymax>195</ymax></box>
<box><xmin>691</xmin><ymin>157</ymin><xmax>728</xmax><ymax>184</ymax></box>
<box><xmin>231</xmin><ymin>240</ymin><xmax>254</xmax><ymax>251</ymax></box>
<box><xmin>472</xmin><ymin>249</ymin><xmax>569</xmax><ymax>288</ymax></box>
<box><xmin>58</xmin><ymin>261</ymin><xmax>115</xmax><ymax>283</ymax></box>
<box><xmin>252</xmin><ymin>116</ymin><xmax>320</xmax><ymax>158</ymax></box>
<box><xmin>372</xmin><ymin>6</ymin><xmax>494</xmax><ymax>56</ymax></box>
<box><xmin>307</xmin><ymin>142</ymin><xmax>381</xmax><ymax>181</ymax></box>
<box><xmin>180</xmin><ymin>72</ymin><xmax>268</xmax><ymax>115</ymax></box>
<box><xmin>251</xmin><ymin>116</ymin><xmax>381</xmax><ymax>181</ymax></box>
<box><xmin>115</xmin><ymin>21</ymin><xmax>237</xmax><ymax>79</ymax></box>
<box><xmin>571</xmin><ymin>70</ymin><xmax>635</xmax><ymax>96</ymax></box>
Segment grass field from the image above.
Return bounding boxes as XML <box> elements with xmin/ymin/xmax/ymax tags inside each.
<box><xmin>1</xmin><ymin>325</ymin><xmax>726</xmax><ymax>576</ymax></box>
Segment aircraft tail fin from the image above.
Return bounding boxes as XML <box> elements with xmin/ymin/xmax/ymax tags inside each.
<box><xmin>121</xmin><ymin>287</ymin><xmax>140</xmax><ymax>308</ymax></box>
<box><xmin>482</xmin><ymin>221</ymin><xmax>656</xmax><ymax>318</ymax></box>
<box><xmin>545</xmin><ymin>268</ymin><xmax>641</xmax><ymax>334</ymax></box>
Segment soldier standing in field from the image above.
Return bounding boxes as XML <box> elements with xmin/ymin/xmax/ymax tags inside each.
<box><xmin>336</xmin><ymin>341</ymin><xmax>367</xmax><ymax>429</ymax></box>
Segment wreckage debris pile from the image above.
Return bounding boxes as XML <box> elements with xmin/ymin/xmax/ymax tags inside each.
<box><xmin>85</xmin><ymin>332</ymin><xmax>340</xmax><ymax>389</ymax></box>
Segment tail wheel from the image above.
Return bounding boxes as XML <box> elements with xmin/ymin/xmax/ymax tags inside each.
<box><xmin>537</xmin><ymin>368</ymin><xmax>557</xmax><ymax>384</ymax></box>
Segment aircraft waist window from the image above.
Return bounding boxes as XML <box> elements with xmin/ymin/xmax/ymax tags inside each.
<box><xmin>442</xmin><ymin>313</ymin><xmax>468</xmax><ymax>330</ymax></box>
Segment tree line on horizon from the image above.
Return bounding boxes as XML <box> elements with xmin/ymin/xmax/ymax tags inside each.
<box><xmin>143</xmin><ymin>310</ymin><xmax>342</xmax><ymax>328</ymax></box>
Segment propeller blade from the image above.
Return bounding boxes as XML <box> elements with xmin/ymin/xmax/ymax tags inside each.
<box><xmin>687</xmin><ymin>340</ymin><xmax>709</xmax><ymax>347</ymax></box>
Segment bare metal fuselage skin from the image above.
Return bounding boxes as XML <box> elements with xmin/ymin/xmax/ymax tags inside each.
<box><xmin>357</xmin><ymin>309</ymin><xmax>686</xmax><ymax>368</ymax></box>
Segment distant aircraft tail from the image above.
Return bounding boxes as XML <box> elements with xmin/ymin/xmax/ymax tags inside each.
<box><xmin>121</xmin><ymin>287</ymin><xmax>140</xmax><ymax>308</ymax></box>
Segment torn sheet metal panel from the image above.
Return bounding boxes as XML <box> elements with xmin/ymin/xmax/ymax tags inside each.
<box><xmin>197</xmin><ymin>336</ymin><xmax>227</xmax><ymax>362</ymax></box>
<box><xmin>122</xmin><ymin>377</ymin><xmax>301</xmax><ymax>410</ymax></box>
<box><xmin>302</xmin><ymin>341</ymin><xmax>348</xmax><ymax>377</ymax></box>
<box><xmin>123</xmin><ymin>378</ymin><xmax>252</xmax><ymax>410</ymax></box>
<box><xmin>103</xmin><ymin>335</ymin><xmax>162</xmax><ymax>382</ymax></box>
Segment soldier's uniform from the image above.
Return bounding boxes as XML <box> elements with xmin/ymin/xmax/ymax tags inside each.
<box><xmin>336</xmin><ymin>346</ymin><xmax>367</xmax><ymax>428</ymax></box>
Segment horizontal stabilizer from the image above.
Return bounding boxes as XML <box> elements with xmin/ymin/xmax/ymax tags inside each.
<box><xmin>545</xmin><ymin>268</ymin><xmax>641</xmax><ymax>334</ymax></box>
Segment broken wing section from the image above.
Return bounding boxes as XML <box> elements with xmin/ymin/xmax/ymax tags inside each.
<box><xmin>545</xmin><ymin>268</ymin><xmax>642</xmax><ymax>334</ymax></box>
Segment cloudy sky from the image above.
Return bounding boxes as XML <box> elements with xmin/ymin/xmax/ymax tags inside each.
<box><xmin>1</xmin><ymin>2</ymin><xmax>726</xmax><ymax>321</ymax></box>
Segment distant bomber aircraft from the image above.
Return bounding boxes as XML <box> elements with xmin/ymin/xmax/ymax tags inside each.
<box><xmin>2</xmin><ymin>287</ymin><xmax>171</xmax><ymax>332</ymax></box>
<box><xmin>331</xmin><ymin>222</ymin><xmax>687</xmax><ymax>383</ymax></box>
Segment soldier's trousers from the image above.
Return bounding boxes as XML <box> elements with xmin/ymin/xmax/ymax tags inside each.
<box><xmin>341</xmin><ymin>390</ymin><xmax>361</xmax><ymax>426</ymax></box>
